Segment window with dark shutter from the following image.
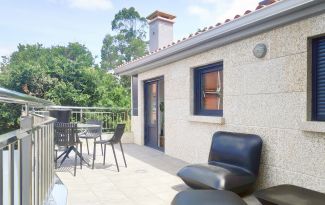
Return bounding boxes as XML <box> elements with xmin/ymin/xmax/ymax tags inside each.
<box><xmin>132</xmin><ymin>75</ymin><xmax>138</xmax><ymax>116</ymax></box>
<box><xmin>194</xmin><ymin>62</ymin><xmax>223</xmax><ymax>116</ymax></box>
<box><xmin>312</xmin><ymin>37</ymin><xmax>325</xmax><ymax>121</ymax></box>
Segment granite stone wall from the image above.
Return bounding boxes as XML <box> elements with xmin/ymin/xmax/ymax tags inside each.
<box><xmin>131</xmin><ymin>13</ymin><xmax>325</xmax><ymax>191</ymax></box>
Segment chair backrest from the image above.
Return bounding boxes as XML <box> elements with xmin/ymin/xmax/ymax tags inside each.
<box><xmin>208</xmin><ymin>131</ymin><xmax>263</xmax><ymax>176</ymax></box>
<box><xmin>54</xmin><ymin>122</ymin><xmax>78</xmax><ymax>147</ymax></box>
<box><xmin>49</xmin><ymin>109</ymin><xmax>71</xmax><ymax>123</ymax></box>
<box><xmin>86</xmin><ymin>119</ymin><xmax>102</xmax><ymax>136</ymax></box>
<box><xmin>110</xmin><ymin>124</ymin><xmax>126</xmax><ymax>144</ymax></box>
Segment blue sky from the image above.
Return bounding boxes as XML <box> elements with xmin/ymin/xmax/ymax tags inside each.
<box><xmin>0</xmin><ymin>0</ymin><xmax>260</xmax><ymax>62</ymax></box>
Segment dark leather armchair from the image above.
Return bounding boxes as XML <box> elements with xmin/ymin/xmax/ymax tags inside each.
<box><xmin>177</xmin><ymin>131</ymin><xmax>263</xmax><ymax>193</ymax></box>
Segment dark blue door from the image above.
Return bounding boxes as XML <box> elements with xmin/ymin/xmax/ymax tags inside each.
<box><xmin>144</xmin><ymin>80</ymin><xmax>159</xmax><ymax>149</ymax></box>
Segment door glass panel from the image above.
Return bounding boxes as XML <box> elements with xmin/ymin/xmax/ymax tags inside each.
<box><xmin>148</xmin><ymin>83</ymin><xmax>157</xmax><ymax>124</ymax></box>
<box><xmin>202</xmin><ymin>70</ymin><xmax>223</xmax><ymax>110</ymax></box>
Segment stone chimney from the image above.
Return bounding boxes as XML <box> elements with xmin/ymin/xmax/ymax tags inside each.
<box><xmin>147</xmin><ymin>11</ymin><xmax>176</xmax><ymax>52</ymax></box>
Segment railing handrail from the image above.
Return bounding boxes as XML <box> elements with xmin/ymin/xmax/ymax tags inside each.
<box><xmin>0</xmin><ymin>86</ymin><xmax>53</xmax><ymax>106</ymax></box>
<box><xmin>0</xmin><ymin>117</ymin><xmax>56</xmax><ymax>149</ymax></box>
<box><xmin>48</xmin><ymin>105</ymin><xmax>130</xmax><ymax>110</ymax></box>
<box><xmin>0</xmin><ymin>130</ymin><xmax>19</xmax><ymax>149</ymax></box>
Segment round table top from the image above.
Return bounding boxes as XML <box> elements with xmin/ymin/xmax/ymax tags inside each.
<box><xmin>77</xmin><ymin>123</ymin><xmax>100</xmax><ymax>128</ymax></box>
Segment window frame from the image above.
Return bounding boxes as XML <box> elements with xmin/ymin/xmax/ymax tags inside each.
<box><xmin>312</xmin><ymin>36</ymin><xmax>325</xmax><ymax>121</ymax></box>
<box><xmin>194</xmin><ymin>62</ymin><xmax>223</xmax><ymax>116</ymax></box>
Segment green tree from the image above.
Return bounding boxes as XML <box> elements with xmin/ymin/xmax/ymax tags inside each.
<box><xmin>0</xmin><ymin>56</ymin><xmax>9</xmax><ymax>72</ymax></box>
<box><xmin>0</xmin><ymin>42</ymin><xmax>131</xmax><ymax>132</ymax></box>
<box><xmin>95</xmin><ymin>70</ymin><xmax>130</xmax><ymax>107</ymax></box>
<box><xmin>101</xmin><ymin>7</ymin><xmax>148</xmax><ymax>89</ymax></box>
<box><xmin>4</xmin><ymin>43</ymin><xmax>95</xmax><ymax>101</ymax></box>
<box><xmin>111</xmin><ymin>7</ymin><xmax>147</xmax><ymax>40</ymax></box>
<box><xmin>101</xmin><ymin>7</ymin><xmax>148</xmax><ymax>70</ymax></box>
<box><xmin>2</xmin><ymin>42</ymin><xmax>129</xmax><ymax>107</ymax></box>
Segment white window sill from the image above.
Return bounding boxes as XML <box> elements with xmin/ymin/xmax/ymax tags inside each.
<box><xmin>188</xmin><ymin>115</ymin><xmax>225</xmax><ymax>124</ymax></box>
<box><xmin>299</xmin><ymin>121</ymin><xmax>325</xmax><ymax>133</ymax></box>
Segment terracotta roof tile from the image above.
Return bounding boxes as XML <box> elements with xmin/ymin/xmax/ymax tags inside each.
<box><xmin>255</xmin><ymin>5</ymin><xmax>264</xmax><ymax>10</ymax></box>
<box><xmin>244</xmin><ymin>10</ymin><xmax>252</xmax><ymax>15</ymax></box>
<box><xmin>118</xmin><ymin>0</ymin><xmax>281</xmax><ymax>69</ymax></box>
<box><xmin>259</xmin><ymin>0</ymin><xmax>277</xmax><ymax>6</ymax></box>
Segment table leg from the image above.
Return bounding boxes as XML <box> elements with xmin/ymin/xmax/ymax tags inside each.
<box><xmin>72</xmin><ymin>146</ymin><xmax>90</xmax><ymax>166</ymax></box>
<box><xmin>56</xmin><ymin>147</ymin><xmax>69</xmax><ymax>160</ymax></box>
<box><xmin>59</xmin><ymin>147</ymin><xmax>73</xmax><ymax>167</ymax></box>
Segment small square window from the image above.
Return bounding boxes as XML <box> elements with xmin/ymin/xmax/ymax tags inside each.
<box><xmin>194</xmin><ymin>62</ymin><xmax>223</xmax><ymax>116</ymax></box>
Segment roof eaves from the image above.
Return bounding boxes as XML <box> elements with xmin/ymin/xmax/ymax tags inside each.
<box><xmin>115</xmin><ymin>0</ymin><xmax>324</xmax><ymax>75</ymax></box>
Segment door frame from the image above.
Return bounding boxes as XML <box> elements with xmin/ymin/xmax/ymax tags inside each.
<box><xmin>144</xmin><ymin>76</ymin><xmax>164</xmax><ymax>151</ymax></box>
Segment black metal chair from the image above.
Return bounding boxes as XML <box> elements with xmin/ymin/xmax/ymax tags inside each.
<box><xmin>177</xmin><ymin>131</ymin><xmax>263</xmax><ymax>194</ymax></box>
<box><xmin>54</xmin><ymin>122</ymin><xmax>82</xmax><ymax>176</ymax></box>
<box><xmin>49</xmin><ymin>109</ymin><xmax>71</xmax><ymax>123</ymax></box>
<box><xmin>78</xmin><ymin>119</ymin><xmax>104</xmax><ymax>155</ymax></box>
<box><xmin>92</xmin><ymin>124</ymin><xmax>127</xmax><ymax>172</ymax></box>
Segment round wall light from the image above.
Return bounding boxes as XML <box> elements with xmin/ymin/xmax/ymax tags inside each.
<box><xmin>253</xmin><ymin>43</ymin><xmax>267</xmax><ymax>58</ymax></box>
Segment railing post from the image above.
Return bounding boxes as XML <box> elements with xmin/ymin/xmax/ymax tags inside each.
<box><xmin>20</xmin><ymin>115</ymin><xmax>33</xmax><ymax>205</ymax></box>
<box><xmin>9</xmin><ymin>144</ymin><xmax>14</xmax><ymax>205</ymax></box>
<box><xmin>25</xmin><ymin>104</ymin><xmax>29</xmax><ymax>117</ymax></box>
<box><xmin>80</xmin><ymin>109</ymin><xmax>83</xmax><ymax>123</ymax></box>
<box><xmin>20</xmin><ymin>134</ymin><xmax>32</xmax><ymax>205</ymax></box>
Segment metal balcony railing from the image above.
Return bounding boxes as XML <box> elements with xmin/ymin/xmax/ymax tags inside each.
<box><xmin>0</xmin><ymin>87</ymin><xmax>58</xmax><ymax>205</ymax></box>
<box><xmin>44</xmin><ymin>106</ymin><xmax>131</xmax><ymax>132</ymax></box>
<box><xmin>0</xmin><ymin>87</ymin><xmax>131</xmax><ymax>205</ymax></box>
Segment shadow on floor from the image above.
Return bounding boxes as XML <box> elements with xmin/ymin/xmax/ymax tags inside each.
<box><xmin>117</xmin><ymin>143</ymin><xmax>189</xmax><ymax>176</ymax></box>
<box><xmin>55</xmin><ymin>150</ymin><xmax>121</xmax><ymax>175</ymax></box>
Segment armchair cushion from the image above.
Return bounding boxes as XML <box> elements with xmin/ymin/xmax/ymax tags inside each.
<box><xmin>177</xmin><ymin>163</ymin><xmax>256</xmax><ymax>193</ymax></box>
<box><xmin>171</xmin><ymin>190</ymin><xmax>247</xmax><ymax>205</ymax></box>
<box><xmin>254</xmin><ymin>184</ymin><xmax>325</xmax><ymax>205</ymax></box>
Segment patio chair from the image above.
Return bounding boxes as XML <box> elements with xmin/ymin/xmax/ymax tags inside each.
<box><xmin>49</xmin><ymin>109</ymin><xmax>71</xmax><ymax>123</ymax></box>
<box><xmin>54</xmin><ymin>122</ymin><xmax>82</xmax><ymax>176</ymax></box>
<box><xmin>177</xmin><ymin>131</ymin><xmax>263</xmax><ymax>194</ymax></box>
<box><xmin>92</xmin><ymin>123</ymin><xmax>127</xmax><ymax>172</ymax></box>
<box><xmin>78</xmin><ymin>119</ymin><xmax>104</xmax><ymax>155</ymax></box>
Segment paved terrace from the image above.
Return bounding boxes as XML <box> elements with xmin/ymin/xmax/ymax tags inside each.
<box><xmin>56</xmin><ymin>144</ymin><xmax>261</xmax><ymax>205</ymax></box>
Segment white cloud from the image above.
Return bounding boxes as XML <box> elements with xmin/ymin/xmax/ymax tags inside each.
<box><xmin>197</xmin><ymin>0</ymin><xmax>218</xmax><ymax>4</ymax></box>
<box><xmin>214</xmin><ymin>0</ymin><xmax>259</xmax><ymax>22</ymax></box>
<box><xmin>188</xmin><ymin>0</ymin><xmax>259</xmax><ymax>25</ymax></box>
<box><xmin>188</xmin><ymin>5</ymin><xmax>212</xmax><ymax>20</ymax></box>
<box><xmin>51</xmin><ymin>0</ymin><xmax>113</xmax><ymax>11</ymax></box>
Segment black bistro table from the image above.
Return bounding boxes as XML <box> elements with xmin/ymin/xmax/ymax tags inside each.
<box><xmin>77</xmin><ymin>123</ymin><xmax>101</xmax><ymax>164</ymax></box>
<box><xmin>77</xmin><ymin>123</ymin><xmax>101</xmax><ymax>129</ymax></box>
